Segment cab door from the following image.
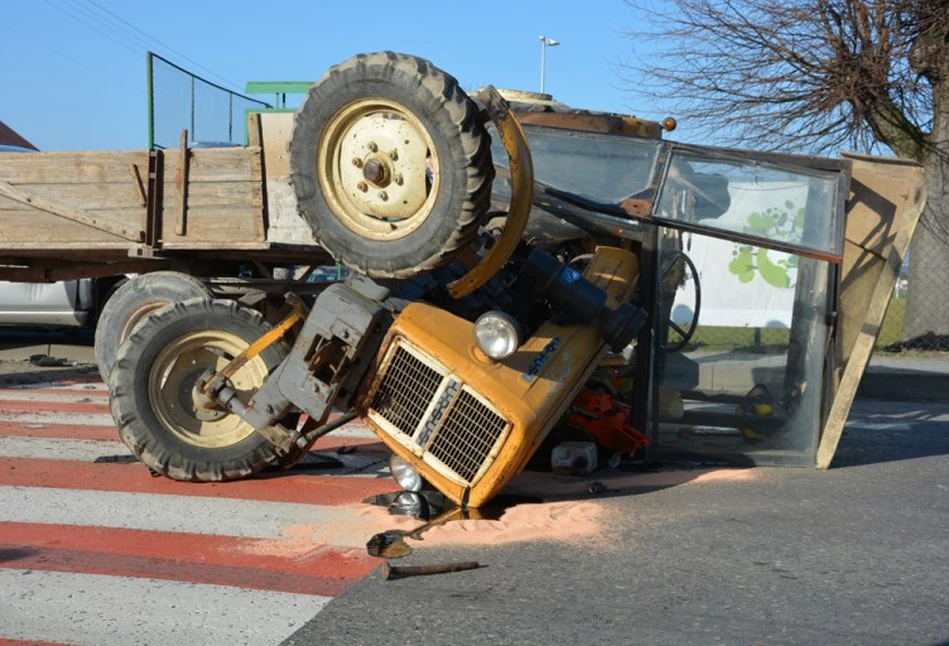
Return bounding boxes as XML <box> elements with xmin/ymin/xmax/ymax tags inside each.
<box><xmin>638</xmin><ymin>144</ymin><xmax>851</xmax><ymax>466</ymax></box>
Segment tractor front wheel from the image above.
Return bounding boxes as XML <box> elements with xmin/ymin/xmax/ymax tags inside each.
<box><xmin>109</xmin><ymin>298</ymin><xmax>288</xmax><ymax>481</ymax></box>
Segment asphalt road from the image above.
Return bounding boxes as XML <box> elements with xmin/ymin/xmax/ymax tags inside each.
<box><xmin>1</xmin><ymin>333</ymin><xmax>946</xmax><ymax>645</ymax></box>
<box><xmin>287</xmin><ymin>398</ymin><xmax>949</xmax><ymax>646</ymax></box>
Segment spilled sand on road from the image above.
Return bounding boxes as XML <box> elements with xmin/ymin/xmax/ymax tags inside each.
<box><xmin>419</xmin><ymin>499</ymin><xmax>607</xmax><ymax>548</ymax></box>
<box><xmin>421</xmin><ymin>467</ymin><xmax>758</xmax><ymax>549</ymax></box>
<box><xmin>235</xmin><ymin>467</ymin><xmax>758</xmax><ymax>557</ymax></box>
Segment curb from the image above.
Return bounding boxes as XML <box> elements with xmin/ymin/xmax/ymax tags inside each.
<box><xmin>859</xmin><ymin>368</ymin><xmax>949</xmax><ymax>401</ymax></box>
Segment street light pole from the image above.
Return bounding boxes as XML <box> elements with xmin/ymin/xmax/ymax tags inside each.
<box><xmin>539</xmin><ymin>35</ymin><xmax>560</xmax><ymax>94</ymax></box>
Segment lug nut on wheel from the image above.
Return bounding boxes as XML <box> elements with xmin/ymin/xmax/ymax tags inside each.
<box><xmin>357</xmin><ymin>182</ymin><xmax>368</xmax><ymax>192</ymax></box>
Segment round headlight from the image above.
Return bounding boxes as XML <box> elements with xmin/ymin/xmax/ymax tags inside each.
<box><xmin>473</xmin><ymin>311</ymin><xmax>521</xmax><ymax>360</ymax></box>
<box><xmin>389</xmin><ymin>491</ymin><xmax>426</xmax><ymax>517</ymax></box>
<box><xmin>389</xmin><ymin>454</ymin><xmax>423</xmax><ymax>492</ymax></box>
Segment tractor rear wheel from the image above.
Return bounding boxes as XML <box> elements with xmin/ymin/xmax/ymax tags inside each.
<box><xmin>109</xmin><ymin>298</ymin><xmax>288</xmax><ymax>481</ymax></box>
<box><xmin>289</xmin><ymin>51</ymin><xmax>494</xmax><ymax>279</ymax></box>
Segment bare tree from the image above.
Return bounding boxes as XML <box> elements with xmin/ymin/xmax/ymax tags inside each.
<box><xmin>620</xmin><ymin>0</ymin><xmax>949</xmax><ymax>345</ymax></box>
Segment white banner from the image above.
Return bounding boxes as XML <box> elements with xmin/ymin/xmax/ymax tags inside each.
<box><xmin>670</xmin><ymin>181</ymin><xmax>807</xmax><ymax>329</ymax></box>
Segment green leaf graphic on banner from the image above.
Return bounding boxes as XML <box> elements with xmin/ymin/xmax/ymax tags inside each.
<box><xmin>757</xmin><ymin>248</ymin><xmax>791</xmax><ymax>287</ymax></box>
<box><xmin>727</xmin><ymin>199</ymin><xmax>800</xmax><ymax>288</ymax></box>
<box><xmin>729</xmin><ymin>246</ymin><xmax>756</xmax><ymax>283</ymax></box>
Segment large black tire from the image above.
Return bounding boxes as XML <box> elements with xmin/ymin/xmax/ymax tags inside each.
<box><xmin>109</xmin><ymin>298</ymin><xmax>289</xmax><ymax>482</ymax></box>
<box><xmin>289</xmin><ymin>51</ymin><xmax>494</xmax><ymax>279</ymax></box>
<box><xmin>94</xmin><ymin>271</ymin><xmax>213</xmax><ymax>382</ymax></box>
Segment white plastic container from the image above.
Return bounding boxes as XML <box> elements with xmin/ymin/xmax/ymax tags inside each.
<box><xmin>550</xmin><ymin>441</ymin><xmax>598</xmax><ymax>476</ymax></box>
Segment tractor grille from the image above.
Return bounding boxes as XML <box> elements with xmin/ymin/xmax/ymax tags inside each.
<box><xmin>370</xmin><ymin>346</ymin><xmax>441</xmax><ymax>435</ymax></box>
<box><xmin>426</xmin><ymin>389</ymin><xmax>508</xmax><ymax>483</ymax></box>
<box><xmin>368</xmin><ymin>340</ymin><xmax>510</xmax><ymax>486</ymax></box>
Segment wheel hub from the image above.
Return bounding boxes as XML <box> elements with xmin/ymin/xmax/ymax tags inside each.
<box><xmin>362</xmin><ymin>157</ymin><xmax>390</xmax><ymax>186</ymax></box>
<box><xmin>148</xmin><ymin>331</ymin><xmax>269</xmax><ymax>448</ymax></box>
<box><xmin>322</xmin><ymin>100</ymin><xmax>437</xmax><ymax>240</ymax></box>
<box><xmin>189</xmin><ymin>378</ymin><xmax>227</xmax><ymax>422</ymax></box>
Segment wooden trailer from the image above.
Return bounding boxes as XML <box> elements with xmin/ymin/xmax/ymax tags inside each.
<box><xmin>0</xmin><ymin>112</ymin><xmax>329</xmax><ymax>284</ymax></box>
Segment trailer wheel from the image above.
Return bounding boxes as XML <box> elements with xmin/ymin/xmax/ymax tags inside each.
<box><xmin>289</xmin><ymin>51</ymin><xmax>494</xmax><ymax>279</ymax></box>
<box><xmin>109</xmin><ymin>298</ymin><xmax>288</xmax><ymax>482</ymax></box>
<box><xmin>94</xmin><ymin>272</ymin><xmax>213</xmax><ymax>382</ymax></box>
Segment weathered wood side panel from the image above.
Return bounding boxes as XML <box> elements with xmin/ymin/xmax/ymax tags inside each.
<box><xmin>160</xmin><ymin>147</ymin><xmax>266</xmax><ymax>244</ymax></box>
<box><xmin>817</xmin><ymin>153</ymin><xmax>926</xmax><ymax>468</ymax></box>
<box><xmin>0</xmin><ymin>150</ymin><xmax>148</xmax><ymax>246</ymax></box>
<box><xmin>255</xmin><ymin>112</ymin><xmax>318</xmax><ymax>246</ymax></box>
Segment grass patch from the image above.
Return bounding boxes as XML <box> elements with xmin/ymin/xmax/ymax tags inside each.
<box><xmin>877</xmin><ymin>296</ymin><xmax>906</xmax><ymax>348</ymax></box>
<box><xmin>684</xmin><ymin>296</ymin><xmax>908</xmax><ymax>352</ymax></box>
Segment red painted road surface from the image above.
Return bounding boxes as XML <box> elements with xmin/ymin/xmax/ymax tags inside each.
<box><xmin>0</xmin><ymin>372</ymin><xmax>396</xmax><ymax>644</ymax></box>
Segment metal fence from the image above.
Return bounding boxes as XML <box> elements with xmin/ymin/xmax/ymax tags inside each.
<box><xmin>146</xmin><ymin>52</ymin><xmax>270</xmax><ymax>150</ymax></box>
<box><xmin>874</xmin><ymin>260</ymin><xmax>949</xmax><ymax>353</ymax></box>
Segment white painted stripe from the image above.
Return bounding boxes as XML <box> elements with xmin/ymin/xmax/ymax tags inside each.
<box><xmin>0</xmin><ymin>436</ymin><xmax>128</xmax><ymax>461</ymax></box>
<box><xmin>0</xmin><ymin>410</ymin><xmax>116</xmax><ymax>427</ymax></box>
<box><xmin>0</xmin><ymin>434</ymin><xmax>388</xmax><ymax>475</ymax></box>
<box><xmin>0</xmin><ymin>408</ymin><xmax>378</xmax><ymax>439</ymax></box>
<box><xmin>0</xmin><ymin>390</ymin><xmax>107</xmax><ymax>403</ymax></box>
<box><xmin>326</xmin><ymin>423</ymin><xmax>377</xmax><ymax>439</ymax></box>
<box><xmin>0</xmin><ymin>380</ymin><xmax>106</xmax><ymax>392</ymax></box>
<box><xmin>0</xmin><ymin>486</ymin><xmax>377</xmax><ymax>546</ymax></box>
<box><xmin>0</xmin><ymin>569</ymin><xmax>330</xmax><ymax>646</ymax></box>
<box><xmin>846</xmin><ymin>422</ymin><xmax>913</xmax><ymax>431</ymax></box>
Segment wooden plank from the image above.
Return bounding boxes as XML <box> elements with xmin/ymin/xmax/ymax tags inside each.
<box><xmin>249</xmin><ymin>148</ymin><xmax>266</xmax><ymax>241</ymax></box>
<box><xmin>0</xmin><ymin>241</ymin><xmax>133</xmax><ymax>251</ymax></box>
<box><xmin>160</xmin><ymin>241</ymin><xmax>273</xmax><ymax>251</ymax></box>
<box><xmin>259</xmin><ymin>112</ymin><xmax>293</xmax><ymax>177</ymax></box>
<box><xmin>0</xmin><ymin>150</ymin><xmax>150</xmax><ymax>184</ymax></box>
<box><xmin>816</xmin><ymin>154</ymin><xmax>926</xmax><ymax>468</ymax></box>
<box><xmin>129</xmin><ymin>163</ymin><xmax>147</xmax><ymax>206</ymax></box>
<box><xmin>0</xmin><ymin>180</ymin><xmax>142</xmax><ymax>241</ymax></box>
<box><xmin>157</xmin><ymin>181</ymin><xmax>258</xmax><ymax>207</ymax></box>
<box><xmin>160</xmin><ymin>207</ymin><xmax>263</xmax><ymax>243</ymax></box>
<box><xmin>159</xmin><ymin>144</ymin><xmax>266</xmax><ymax>245</ymax></box>
<box><xmin>145</xmin><ymin>149</ymin><xmax>163</xmax><ymax>250</ymax></box>
<box><xmin>0</xmin><ymin>182</ymin><xmax>146</xmax><ymax>212</ymax></box>
<box><xmin>247</xmin><ymin>112</ymin><xmax>263</xmax><ymax>148</ymax></box>
<box><xmin>163</xmin><ymin>147</ymin><xmax>261</xmax><ymax>183</ymax></box>
<box><xmin>174</xmin><ymin>129</ymin><xmax>189</xmax><ymax>236</ymax></box>
<box><xmin>0</xmin><ymin>215</ymin><xmax>134</xmax><ymax>245</ymax></box>
<box><xmin>258</xmin><ymin>112</ymin><xmax>313</xmax><ymax>245</ymax></box>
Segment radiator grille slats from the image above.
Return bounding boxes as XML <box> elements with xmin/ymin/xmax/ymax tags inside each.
<box><xmin>426</xmin><ymin>390</ymin><xmax>507</xmax><ymax>484</ymax></box>
<box><xmin>368</xmin><ymin>341</ymin><xmax>511</xmax><ymax>487</ymax></box>
<box><xmin>370</xmin><ymin>347</ymin><xmax>441</xmax><ymax>436</ymax></box>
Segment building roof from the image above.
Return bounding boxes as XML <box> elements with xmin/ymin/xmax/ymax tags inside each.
<box><xmin>0</xmin><ymin>120</ymin><xmax>38</xmax><ymax>150</ymax></box>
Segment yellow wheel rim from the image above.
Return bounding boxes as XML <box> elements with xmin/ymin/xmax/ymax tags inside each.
<box><xmin>147</xmin><ymin>330</ymin><xmax>269</xmax><ymax>448</ymax></box>
<box><xmin>318</xmin><ymin>97</ymin><xmax>439</xmax><ymax>241</ymax></box>
<box><xmin>120</xmin><ymin>302</ymin><xmax>166</xmax><ymax>347</ymax></box>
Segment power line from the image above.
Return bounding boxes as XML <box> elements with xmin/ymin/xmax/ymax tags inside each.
<box><xmin>41</xmin><ymin>0</ymin><xmax>244</xmax><ymax>94</ymax></box>
<box><xmin>42</xmin><ymin>0</ymin><xmax>141</xmax><ymax>56</ymax></box>
<box><xmin>59</xmin><ymin>0</ymin><xmax>155</xmax><ymax>52</ymax></box>
<box><xmin>0</xmin><ymin>23</ymin><xmax>138</xmax><ymax>92</ymax></box>
<box><xmin>78</xmin><ymin>0</ymin><xmax>245</xmax><ymax>92</ymax></box>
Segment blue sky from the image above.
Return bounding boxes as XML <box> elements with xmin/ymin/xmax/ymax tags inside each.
<box><xmin>0</xmin><ymin>0</ymin><xmax>680</xmax><ymax>151</ymax></box>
